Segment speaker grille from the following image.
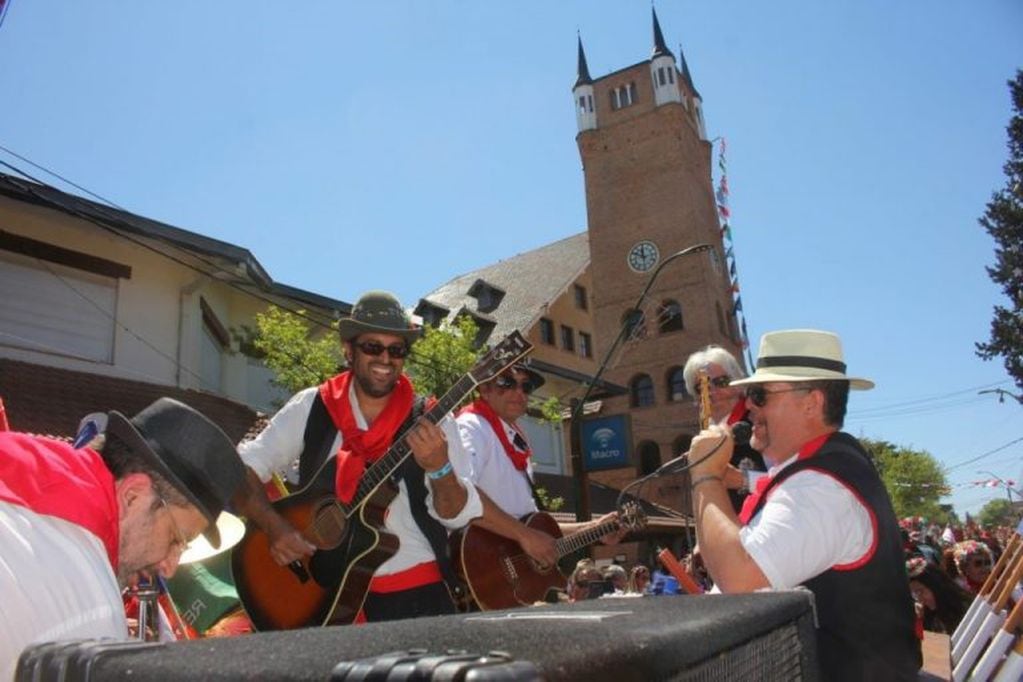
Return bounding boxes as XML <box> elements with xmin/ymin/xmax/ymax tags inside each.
<box><xmin>674</xmin><ymin>623</ymin><xmax>806</xmax><ymax>681</ymax></box>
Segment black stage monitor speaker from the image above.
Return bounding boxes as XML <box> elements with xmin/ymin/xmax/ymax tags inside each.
<box><xmin>17</xmin><ymin>591</ymin><xmax>819</xmax><ymax>681</ymax></box>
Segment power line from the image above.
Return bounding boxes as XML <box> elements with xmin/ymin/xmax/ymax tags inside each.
<box><xmin>945</xmin><ymin>436</ymin><xmax>1023</xmax><ymax>473</ymax></box>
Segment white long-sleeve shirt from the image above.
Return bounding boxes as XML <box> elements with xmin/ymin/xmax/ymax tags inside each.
<box><xmin>238</xmin><ymin>385</ymin><xmax>481</xmax><ymax>577</ymax></box>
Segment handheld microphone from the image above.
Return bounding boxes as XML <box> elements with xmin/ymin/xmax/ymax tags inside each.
<box><xmin>654</xmin><ymin>421</ymin><xmax>752</xmax><ymax>476</ymax></box>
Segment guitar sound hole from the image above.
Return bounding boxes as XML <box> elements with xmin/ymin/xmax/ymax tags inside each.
<box><xmin>309</xmin><ymin>502</ymin><xmax>347</xmax><ymax>549</ymax></box>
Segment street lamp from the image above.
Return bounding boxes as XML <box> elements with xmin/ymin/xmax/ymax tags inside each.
<box><xmin>569</xmin><ymin>243</ymin><xmax>713</xmax><ymax>521</ymax></box>
<box><xmin>978</xmin><ymin>388</ymin><xmax>1023</xmax><ymax>405</ymax></box>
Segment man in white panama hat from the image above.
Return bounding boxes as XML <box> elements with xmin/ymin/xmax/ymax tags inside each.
<box><xmin>687</xmin><ymin>329</ymin><xmax>921</xmax><ymax>680</ymax></box>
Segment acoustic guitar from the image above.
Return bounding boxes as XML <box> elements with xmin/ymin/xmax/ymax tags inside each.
<box><xmin>450</xmin><ymin>502</ymin><xmax>646</xmax><ymax>610</ymax></box>
<box><xmin>231</xmin><ymin>331</ymin><xmax>532</xmax><ymax>631</ymax></box>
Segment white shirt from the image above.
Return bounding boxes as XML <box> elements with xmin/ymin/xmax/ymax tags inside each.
<box><xmin>454</xmin><ymin>411</ymin><xmax>538</xmax><ymax>518</ymax></box>
<box><xmin>0</xmin><ymin>502</ymin><xmax>127</xmax><ymax>681</ymax></box>
<box><xmin>238</xmin><ymin>385</ymin><xmax>482</xmax><ymax>576</ymax></box>
<box><xmin>739</xmin><ymin>452</ymin><xmax>874</xmax><ymax>590</ymax></box>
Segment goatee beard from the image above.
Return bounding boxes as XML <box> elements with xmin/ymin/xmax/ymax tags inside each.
<box><xmin>356</xmin><ymin>371</ymin><xmax>396</xmax><ymax>399</ymax></box>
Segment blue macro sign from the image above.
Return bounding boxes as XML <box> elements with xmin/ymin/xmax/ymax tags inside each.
<box><xmin>581</xmin><ymin>414</ymin><xmax>631</xmax><ymax>471</ymax></box>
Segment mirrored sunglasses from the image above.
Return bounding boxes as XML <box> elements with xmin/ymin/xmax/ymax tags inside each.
<box><xmin>495</xmin><ymin>375</ymin><xmax>536</xmax><ymax>395</ymax></box>
<box><xmin>354</xmin><ymin>340</ymin><xmax>410</xmax><ymax>359</ymax></box>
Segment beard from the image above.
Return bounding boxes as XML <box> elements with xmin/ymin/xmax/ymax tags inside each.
<box><xmin>117</xmin><ymin>508</ymin><xmax>157</xmax><ymax>588</ymax></box>
<box><xmin>354</xmin><ymin>365</ymin><xmax>398</xmax><ymax>398</ymax></box>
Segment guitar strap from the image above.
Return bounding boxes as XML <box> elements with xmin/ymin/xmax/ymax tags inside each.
<box><xmin>299</xmin><ymin>392</ymin><xmax>464</xmax><ymax>601</ymax></box>
<box><xmin>525</xmin><ymin>472</ymin><xmax>548</xmax><ymax>513</ymax></box>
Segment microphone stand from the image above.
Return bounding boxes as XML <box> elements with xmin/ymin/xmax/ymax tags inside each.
<box><xmin>569</xmin><ymin>243</ymin><xmax>713</xmax><ymax>522</ymax></box>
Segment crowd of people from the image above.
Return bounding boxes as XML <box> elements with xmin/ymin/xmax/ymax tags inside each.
<box><xmin>5</xmin><ymin>287</ymin><xmax>1017</xmax><ymax>680</ymax></box>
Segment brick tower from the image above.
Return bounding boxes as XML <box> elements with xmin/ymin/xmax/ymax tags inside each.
<box><xmin>574</xmin><ymin>10</ymin><xmax>743</xmax><ymax>500</ymax></box>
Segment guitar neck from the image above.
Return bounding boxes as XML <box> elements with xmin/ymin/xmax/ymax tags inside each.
<box><xmin>554</xmin><ymin>518</ymin><xmax>620</xmax><ymax>559</ymax></box>
<box><xmin>344</xmin><ymin>374</ymin><xmax>476</xmax><ymax>512</ymax></box>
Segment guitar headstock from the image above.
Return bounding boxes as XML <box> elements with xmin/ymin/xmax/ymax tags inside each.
<box><xmin>469</xmin><ymin>330</ymin><xmax>533</xmax><ymax>386</ymax></box>
<box><xmin>618</xmin><ymin>501</ymin><xmax>648</xmax><ymax>532</ymax></box>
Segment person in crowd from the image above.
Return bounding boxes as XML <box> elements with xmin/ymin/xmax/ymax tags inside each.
<box><xmin>628</xmin><ymin>564</ymin><xmax>651</xmax><ymax>594</ymax></box>
<box><xmin>0</xmin><ymin>398</ymin><xmax>245</xmax><ymax>679</ymax></box>
<box><xmin>602</xmin><ymin>564</ymin><xmax>629</xmax><ymax>593</ymax></box>
<box><xmin>952</xmin><ymin>540</ymin><xmax>994</xmax><ymax>595</ymax></box>
<box><xmin>232</xmin><ymin>290</ymin><xmax>482</xmax><ymax>622</ymax></box>
<box><xmin>453</xmin><ymin>362</ymin><xmax>623</xmax><ymax>574</ymax></box>
<box><xmin>568</xmin><ymin>564</ymin><xmax>604</xmax><ymax>602</ymax></box>
<box><xmin>906</xmin><ymin>557</ymin><xmax>972</xmax><ymax>635</ymax></box>
<box><xmin>682</xmin><ymin>345</ymin><xmax>765</xmax><ymax>512</ymax></box>
<box><xmin>686</xmin><ymin>329</ymin><xmax>921</xmax><ymax>679</ymax></box>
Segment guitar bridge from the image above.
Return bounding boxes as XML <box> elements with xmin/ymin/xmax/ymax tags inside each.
<box><xmin>500</xmin><ymin>555</ymin><xmax>518</xmax><ymax>583</ymax></box>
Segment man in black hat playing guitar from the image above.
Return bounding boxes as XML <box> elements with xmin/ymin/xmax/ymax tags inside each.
<box><xmin>0</xmin><ymin>397</ymin><xmax>246</xmax><ymax>679</ymax></box>
<box><xmin>232</xmin><ymin>290</ymin><xmax>483</xmax><ymax>625</ymax></box>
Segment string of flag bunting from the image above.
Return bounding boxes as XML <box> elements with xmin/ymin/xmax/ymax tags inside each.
<box><xmin>715</xmin><ymin>138</ymin><xmax>753</xmax><ymax>367</ymax></box>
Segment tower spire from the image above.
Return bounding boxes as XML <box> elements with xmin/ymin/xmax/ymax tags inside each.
<box><xmin>651</xmin><ymin>7</ymin><xmax>673</xmax><ymax>59</ymax></box>
<box><xmin>679</xmin><ymin>43</ymin><xmax>700</xmax><ymax>99</ymax></box>
<box><xmin>575</xmin><ymin>34</ymin><xmax>592</xmax><ymax>88</ymax></box>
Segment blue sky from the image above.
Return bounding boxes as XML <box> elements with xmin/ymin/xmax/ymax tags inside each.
<box><xmin>2</xmin><ymin>2</ymin><xmax>1021</xmax><ymax>516</ymax></box>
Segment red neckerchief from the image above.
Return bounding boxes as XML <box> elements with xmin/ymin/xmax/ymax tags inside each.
<box><xmin>458</xmin><ymin>399</ymin><xmax>531</xmax><ymax>471</ymax></box>
<box><xmin>319</xmin><ymin>371</ymin><xmax>414</xmax><ymax>504</ymax></box>
<box><xmin>737</xmin><ymin>432</ymin><xmax>833</xmax><ymax>525</ymax></box>
<box><xmin>726</xmin><ymin>399</ymin><xmax>747</xmax><ymax>426</ymax></box>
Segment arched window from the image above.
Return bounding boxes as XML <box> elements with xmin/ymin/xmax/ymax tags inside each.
<box><xmin>630</xmin><ymin>374</ymin><xmax>655</xmax><ymax>407</ymax></box>
<box><xmin>637</xmin><ymin>440</ymin><xmax>661</xmax><ymax>476</ymax></box>
<box><xmin>658</xmin><ymin>299</ymin><xmax>683</xmax><ymax>333</ymax></box>
<box><xmin>622</xmin><ymin>308</ymin><xmax>646</xmax><ymax>340</ymax></box>
<box><xmin>672</xmin><ymin>434</ymin><xmax>693</xmax><ymax>457</ymax></box>
<box><xmin>667</xmin><ymin>366</ymin><xmax>687</xmax><ymax>402</ymax></box>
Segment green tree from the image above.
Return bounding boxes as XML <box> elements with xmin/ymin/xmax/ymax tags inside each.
<box><xmin>862</xmin><ymin>438</ymin><xmax>951</xmax><ymax>522</ymax></box>
<box><xmin>404</xmin><ymin>315</ymin><xmax>482</xmax><ymax>397</ymax></box>
<box><xmin>251</xmin><ymin>306</ymin><xmax>342</xmax><ymax>395</ymax></box>
<box><xmin>976</xmin><ymin>70</ymin><xmax>1023</xmax><ymax>392</ymax></box>
<box><xmin>978</xmin><ymin>498</ymin><xmax>1019</xmax><ymax>528</ymax></box>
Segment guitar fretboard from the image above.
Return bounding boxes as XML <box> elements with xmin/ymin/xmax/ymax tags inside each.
<box><xmin>554</xmin><ymin>519</ymin><xmax>621</xmax><ymax>559</ymax></box>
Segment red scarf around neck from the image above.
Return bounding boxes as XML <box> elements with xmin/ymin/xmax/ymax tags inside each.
<box><xmin>459</xmin><ymin>399</ymin><xmax>531</xmax><ymax>471</ymax></box>
<box><xmin>737</xmin><ymin>432</ymin><xmax>832</xmax><ymax>525</ymax></box>
<box><xmin>319</xmin><ymin>371</ymin><xmax>414</xmax><ymax>504</ymax></box>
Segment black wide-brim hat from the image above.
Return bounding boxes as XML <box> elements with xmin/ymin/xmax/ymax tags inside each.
<box><xmin>105</xmin><ymin>398</ymin><xmax>246</xmax><ymax>548</ymax></box>
<box><xmin>338</xmin><ymin>290</ymin><xmax>422</xmax><ymax>345</ymax></box>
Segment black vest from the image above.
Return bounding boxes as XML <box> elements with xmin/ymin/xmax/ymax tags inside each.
<box><xmin>297</xmin><ymin>393</ymin><xmax>461</xmax><ymax>595</ymax></box>
<box><xmin>747</xmin><ymin>432</ymin><xmax>921</xmax><ymax>681</ymax></box>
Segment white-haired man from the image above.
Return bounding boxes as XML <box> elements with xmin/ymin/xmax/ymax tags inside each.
<box><xmin>687</xmin><ymin>330</ymin><xmax>920</xmax><ymax>680</ymax></box>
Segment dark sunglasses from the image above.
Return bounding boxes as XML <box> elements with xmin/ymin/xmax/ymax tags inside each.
<box><xmin>354</xmin><ymin>340</ymin><xmax>409</xmax><ymax>359</ymax></box>
<box><xmin>745</xmin><ymin>385</ymin><xmax>810</xmax><ymax>408</ymax></box>
<box><xmin>970</xmin><ymin>558</ymin><xmax>992</xmax><ymax>568</ymax></box>
<box><xmin>705</xmin><ymin>375</ymin><xmax>732</xmax><ymax>389</ymax></box>
<box><xmin>494</xmin><ymin>375</ymin><xmax>536</xmax><ymax>395</ymax></box>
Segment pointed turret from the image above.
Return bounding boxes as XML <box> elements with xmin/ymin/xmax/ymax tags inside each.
<box><xmin>679</xmin><ymin>44</ymin><xmax>701</xmax><ymax>100</ymax></box>
<box><xmin>575</xmin><ymin>35</ymin><xmax>593</xmax><ymax>89</ymax></box>
<box><xmin>649</xmin><ymin>10</ymin><xmax>682</xmax><ymax>108</ymax></box>
<box><xmin>651</xmin><ymin>7</ymin><xmax>674</xmax><ymax>59</ymax></box>
<box><xmin>573</xmin><ymin>34</ymin><xmax>596</xmax><ymax>132</ymax></box>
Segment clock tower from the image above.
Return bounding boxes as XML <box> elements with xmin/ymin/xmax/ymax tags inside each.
<box><xmin>575</xmin><ymin>10</ymin><xmax>742</xmax><ymax>494</ymax></box>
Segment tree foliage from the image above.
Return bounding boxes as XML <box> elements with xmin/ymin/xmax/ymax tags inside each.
<box><xmin>251</xmin><ymin>307</ymin><xmax>342</xmax><ymax>395</ymax></box>
<box><xmin>862</xmin><ymin>438</ymin><xmax>951</xmax><ymax>522</ymax></box>
<box><xmin>978</xmin><ymin>498</ymin><xmax>1019</xmax><ymax>529</ymax></box>
<box><xmin>405</xmin><ymin>315</ymin><xmax>482</xmax><ymax>398</ymax></box>
<box><xmin>977</xmin><ymin>70</ymin><xmax>1023</xmax><ymax>392</ymax></box>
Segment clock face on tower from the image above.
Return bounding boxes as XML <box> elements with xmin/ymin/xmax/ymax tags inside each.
<box><xmin>627</xmin><ymin>240</ymin><xmax>660</xmax><ymax>273</ymax></box>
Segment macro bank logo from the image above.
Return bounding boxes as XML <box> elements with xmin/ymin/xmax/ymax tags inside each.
<box><xmin>581</xmin><ymin>414</ymin><xmax>630</xmax><ymax>471</ymax></box>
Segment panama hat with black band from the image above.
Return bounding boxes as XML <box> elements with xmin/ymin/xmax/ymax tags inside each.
<box><xmin>105</xmin><ymin>398</ymin><xmax>246</xmax><ymax>548</ymax></box>
<box><xmin>338</xmin><ymin>290</ymin><xmax>422</xmax><ymax>346</ymax></box>
<box><xmin>729</xmin><ymin>329</ymin><xmax>874</xmax><ymax>390</ymax></box>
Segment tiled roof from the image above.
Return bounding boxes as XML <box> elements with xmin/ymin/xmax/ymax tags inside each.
<box><xmin>0</xmin><ymin>358</ymin><xmax>261</xmax><ymax>444</ymax></box>
<box><xmin>419</xmin><ymin>232</ymin><xmax>589</xmax><ymax>344</ymax></box>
